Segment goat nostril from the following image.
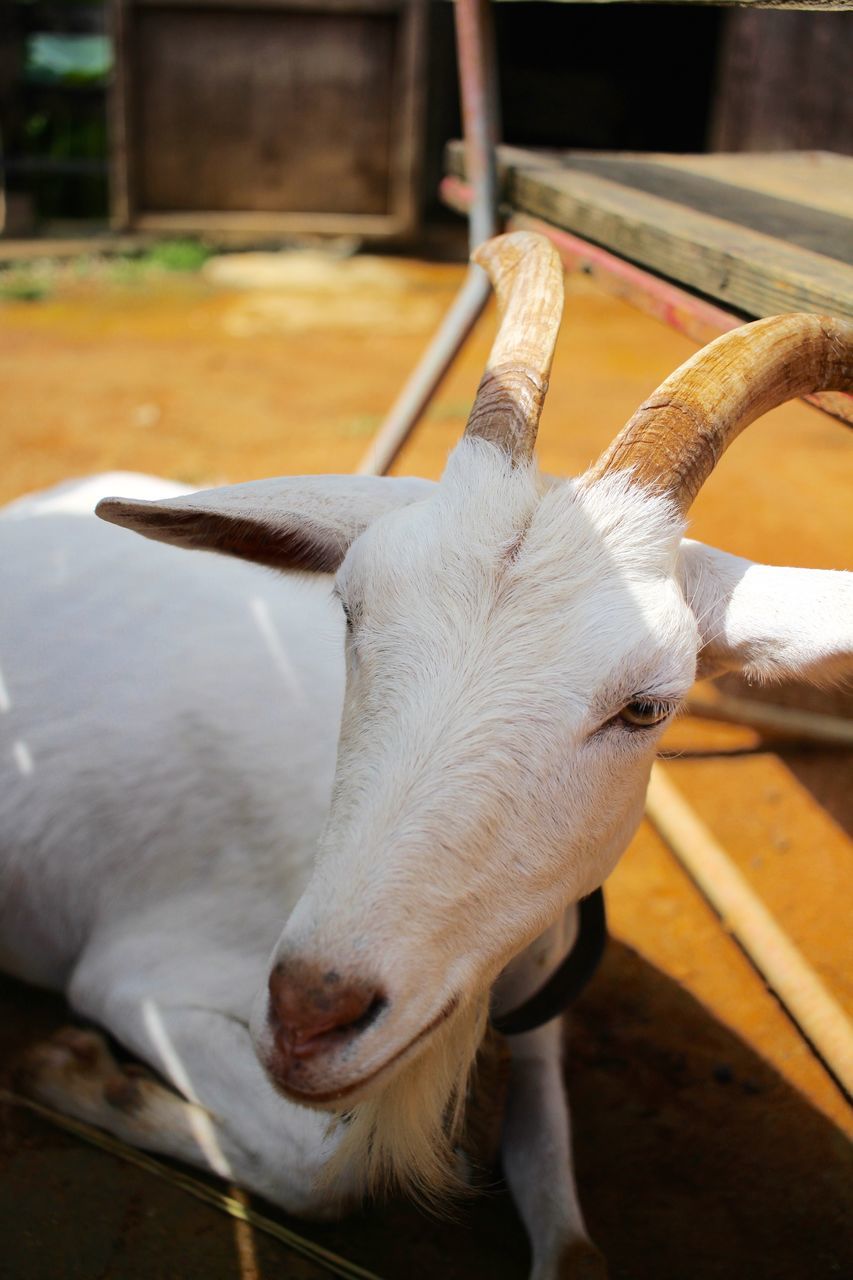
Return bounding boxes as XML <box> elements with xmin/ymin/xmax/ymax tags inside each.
<box><xmin>289</xmin><ymin>993</ymin><xmax>387</xmax><ymax>1058</ymax></box>
<box><xmin>267</xmin><ymin>964</ymin><xmax>387</xmax><ymax>1060</ymax></box>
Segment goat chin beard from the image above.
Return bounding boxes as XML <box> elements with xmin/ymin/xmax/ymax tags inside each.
<box><xmin>317</xmin><ymin>994</ymin><xmax>491</xmax><ymax>1208</ymax></box>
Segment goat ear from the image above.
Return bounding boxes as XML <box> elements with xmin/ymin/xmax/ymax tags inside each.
<box><xmin>96</xmin><ymin>474</ymin><xmax>435</xmax><ymax>574</ymax></box>
<box><xmin>678</xmin><ymin>540</ymin><xmax>853</xmax><ymax>684</ymax></box>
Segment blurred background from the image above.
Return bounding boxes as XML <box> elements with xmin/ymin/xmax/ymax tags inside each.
<box><xmin>1</xmin><ymin>1</ymin><xmax>851</xmax><ymax>238</ymax></box>
<box><xmin>2</xmin><ymin>4</ymin><xmax>852</xmax><ymax>1280</ymax></box>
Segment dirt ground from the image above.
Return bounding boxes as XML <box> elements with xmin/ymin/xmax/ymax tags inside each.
<box><xmin>1</xmin><ymin>248</ymin><xmax>851</xmax><ymax>1280</ymax></box>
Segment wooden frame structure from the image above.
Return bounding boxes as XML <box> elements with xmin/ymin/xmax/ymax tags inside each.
<box><xmin>358</xmin><ymin>0</ymin><xmax>853</xmax><ymax>477</ymax></box>
<box><xmin>109</xmin><ymin>0</ymin><xmax>427</xmax><ymax>240</ymax></box>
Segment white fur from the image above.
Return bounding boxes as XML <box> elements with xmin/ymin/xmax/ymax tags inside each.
<box><xmin>2</xmin><ymin>445</ymin><xmax>850</xmax><ymax>1278</ymax></box>
<box><xmin>678</xmin><ymin>538</ymin><xmax>853</xmax><ymax>683</ymax></box>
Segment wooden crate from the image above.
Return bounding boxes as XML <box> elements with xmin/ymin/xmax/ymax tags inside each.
<box><xmin>109</xmin><ymin>0</ymin><xmax>427</xmax><ymax>239</ymax></box>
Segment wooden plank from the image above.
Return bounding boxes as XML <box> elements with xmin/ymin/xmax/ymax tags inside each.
<box><xmin>446</xmin><ymin>142</ymin><xmax>853</xmax><ymax>321</ymax></box>
<box><xmin>548</xmin><ymin>155</ymin><xmax>853</xmax><ymax>264</ymax></box>
<box><xmin>131</xmin><ymin>211</ymin><xmax>404</xmax><ymax>236</ymax></box>
<box><xmin>643</xmin><ymin>151</ymin><xmax>853</xmax><ymax>220</ymax></box>
<box><xmin>490</xmin><ymin>1</ymin><xmax>853</xmax><ymax>7</ymax></box>
<box><xmin>134</xmin><ymin>0</ymin><xmax>403</xmax><ymax>11</ymax></box>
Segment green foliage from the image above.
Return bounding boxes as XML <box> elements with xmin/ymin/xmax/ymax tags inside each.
<box><xmin>105</xmin><ymin>240</ymin><xmax>212</xmax><ymax>285</ymax></box>
<box><xmin>0</xmin><ymin>272</ymin><xmax>52</xmax><ymax>303</ymax></box>
<box><xmin>0</xmin><ymin>239</ymin><xmax>211</xmax><ymax>303</ymax></box>
<box><xmin>142</xmin><ymin>241</ymin><xmax>213</xmax><ymax>273</ymax></box>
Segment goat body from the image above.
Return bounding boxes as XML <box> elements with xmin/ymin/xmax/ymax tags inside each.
<box><xmin>3</xmin><ymin>453</ymin><xmax>850</xmax><ymax>1280</ymax></box>
<box><xmin>0</xmin><ymin>470</ymin><xmax>599</xmax><ymax>1275</ymax></box>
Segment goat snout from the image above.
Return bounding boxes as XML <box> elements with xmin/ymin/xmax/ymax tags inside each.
<box><xmin>267</xmin><ymin>963</ymin><xmax>386</xmax><ymax>1062</ymax></box>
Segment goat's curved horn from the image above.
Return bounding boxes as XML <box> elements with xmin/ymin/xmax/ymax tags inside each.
<box><xmin>587</xmin><ymin>313</ymin><xmax>853</xmax><ymax>513</ymax></box>
<box><xmin>464</xmin><ymin>231</ymin><xmax>564</xmax><ymax>464</ymax></box>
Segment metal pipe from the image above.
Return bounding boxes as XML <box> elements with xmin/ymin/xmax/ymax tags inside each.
<box><xmin>355</xmin><ymin>266</ymin><xmax>491</xmax><ymax>476</ymax></box>
<box><xmin>455</xmin><ymin>0</ymin><xmax>501</xmax><ymax>253</ymax></box>
<box><xmin>356</xmin><ymin>0</ymin><xmax>502</xmax><ymax>477</ymax></box>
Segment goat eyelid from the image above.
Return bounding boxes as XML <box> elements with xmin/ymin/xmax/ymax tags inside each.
<box><xmin>616</xmin><ymin>696</ymin><xmax>675</xmax><ymax>730</ymax></box>
<box><xmin>589</xmin><ymin>695</ymin><xmax>676</xmax><ymax>739</ymax></box>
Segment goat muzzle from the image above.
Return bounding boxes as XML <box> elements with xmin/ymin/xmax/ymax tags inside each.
<box><xmin>267</xmin><ymin>962</ymin><xmax>386</xmax><ymax>1063</ymax></box>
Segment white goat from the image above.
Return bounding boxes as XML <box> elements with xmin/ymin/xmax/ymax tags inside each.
<box><xmin>1</xmin><ymin>233</ymin><xmax>851</xmax><ymax>1280</ymax></box>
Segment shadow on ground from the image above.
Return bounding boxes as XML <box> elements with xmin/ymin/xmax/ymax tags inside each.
<box><xmin>1</xmin><ymin>939</ymin><xmax>850</xmax><ymax>1280</ymax></box>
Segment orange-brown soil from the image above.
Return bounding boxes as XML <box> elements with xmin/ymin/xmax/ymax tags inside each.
<box><xmin>1</xmin><ymin>252</ymin><xmax>851</xmax><ymax>1280</ymax></box>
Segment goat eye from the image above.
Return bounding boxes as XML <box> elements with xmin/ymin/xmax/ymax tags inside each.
<box><xmin>618</xmin><ymin>698</ymin><xmax>670</xmax><ymax>729</ymax></box>
<box><xmin>341</xmin><ymin>601</ymin><xmax>354</xmax><ymax>631</ymax></box>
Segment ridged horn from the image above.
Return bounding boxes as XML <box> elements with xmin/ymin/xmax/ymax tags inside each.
<box><xmin>587</xmin><ymin>313</ymin><xmax>853</xmax><ymax>513</ymax></box>
<box><xmin>464</xmin><ymin>231</ymin><xmax>564</xmax><ymax>464</ymax></box>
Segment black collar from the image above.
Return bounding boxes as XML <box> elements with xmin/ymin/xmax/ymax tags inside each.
<box><xmin>490</xmin><ymin>888</ymin><xmax>607</xmax><ymax>1036</ymax></box>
